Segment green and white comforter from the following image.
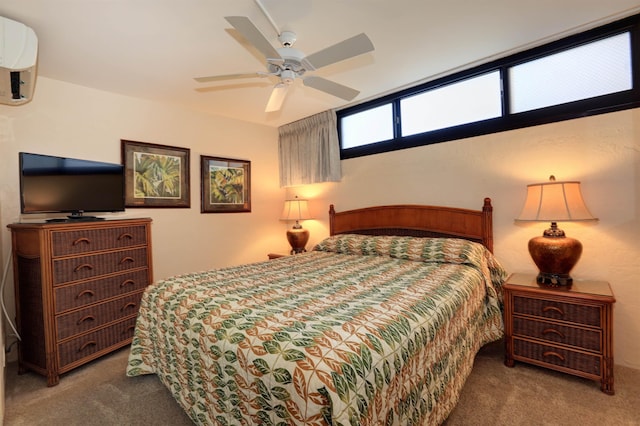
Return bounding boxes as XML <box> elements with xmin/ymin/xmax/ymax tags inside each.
<box><xmin>127</xmin><ymin>235</ymin><xmax>507</xmax><ymax>425</ymax></box>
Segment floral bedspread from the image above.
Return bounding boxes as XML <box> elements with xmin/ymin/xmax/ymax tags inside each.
<box><xmin>127</xmin><ymin>235</ymin><xmax>507</xmax><ymax>425</ymax></box>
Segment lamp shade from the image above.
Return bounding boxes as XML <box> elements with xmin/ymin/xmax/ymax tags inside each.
<box><xmin>516</xmin><ymin>177</ymin><xmax>596</xmax><ymax>222</ymax></box>
<box><xmin>516</xmin><ymin>176</ymin><xmax>597</xmax><ymax>287</ymax></box>
<box><xmin>280</xmin><ymin>197</ymin><xmax>311</xmax><ymax>221</ymax></box>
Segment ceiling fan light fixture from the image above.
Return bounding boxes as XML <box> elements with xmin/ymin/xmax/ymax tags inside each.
<box><xmin>280</xmin><ymin>69</ymin><xmax>296</xmax><ymax>84</ymax></box>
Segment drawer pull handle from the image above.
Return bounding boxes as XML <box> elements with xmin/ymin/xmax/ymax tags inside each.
<box><xmin>78</xmin><ymin>341</ymin><xmax>97</xmax><ymax>352</ymax></box>
<box><xmin>120</xmin><ymin>279</ymin><xmax>135</xmax><ymax>288</ymax></box>
<box><xmin>72</xmin><ymin>237</ymin><xmax>91</xmax><ymax>246</ymax></box>
<box><xmin>542</xmin><ymin>306</ymin><xmax>565</xmax><ymax>316</ymax></box>
<box><xmin>120</xmin><ymin>257</ymin><xmax>135</xmax><ymax>265</ymax></box>
<box><xmin>76</xmin><ymin>315</ymin><xmax>95</xmax><ymax>325</ymax></box>
<box><xmin>74</xmin><ymin>263</ymin><xmax>94</xmax><ymax>272</ymax></box>
<box><xmin>75</xmin><ymin>289</ymin><xmax>95</xmax><ymax>299</ymax></box>
<box><xmin>121</xmin><ymin>302</ymin><xmax>137</xmax><ymax>311</ymax></box>
<box><xmin>118</xmin><ymin>233</ymin><xmax>133</xmax><ymax>241</ymax></box>
<box><xmin>543</xmin><ymin>351</ymin><xmax>565</xmax><ymax>361</ymax></box>
<box><xmin>542</xmin><ymin>328</ymin><xmax>565</xmax><ymax>338</ymax></box>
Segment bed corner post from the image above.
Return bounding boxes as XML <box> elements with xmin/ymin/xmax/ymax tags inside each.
<box><xmin>329</xmin><ymin>204</ymin><xmax>336</xmax><ymax>236</ymax></box>
<box><xmin>482</xmin><ymin>198</ymin><xmax>494</xmax><ymax>253</ymax></box>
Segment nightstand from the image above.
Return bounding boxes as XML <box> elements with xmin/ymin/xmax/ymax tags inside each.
<box><xmin>503</xmin><ymin>273</ymin><xmax>615</xmax><ymax>394</ymax></box>
<box><xmin>267</xmin><ymin>253</ymin><xmax>289</xmax><ymax>260</ymax></box>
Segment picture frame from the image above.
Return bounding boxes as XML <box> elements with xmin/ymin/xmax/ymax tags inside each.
<box><xmin>201</xmin><ymin>155</ymin><xmax>251</xmax><ymax>213</ymax></box>
<box><xmin>121</xmin><ymin>140</ymin><xmax>190</xmax><ymax>208</ymax></box>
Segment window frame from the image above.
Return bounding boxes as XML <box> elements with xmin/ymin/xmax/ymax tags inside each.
<box><xmin>338</xmin><ymin>14</ymin><xmax>640</xmax><ymax>160</ymax></box>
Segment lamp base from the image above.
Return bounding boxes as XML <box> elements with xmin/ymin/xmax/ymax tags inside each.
<box><xmin>528</xmin><ymin>226</ymin><xmax>582</xmax><ymax>288</ymax></box>
<box><xmin>536</xmin><ymin>272</ymin><xmax>573</xmax><ymax>287</ymax></box>
<box><xmin>286</xmin><ymin>228</ymin><xmax>309</xmax><ymax>254</ymax></box>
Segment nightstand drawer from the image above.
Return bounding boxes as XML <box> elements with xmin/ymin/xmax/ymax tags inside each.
<box><xmin>513</xmin><ymin>316</ymin><xmax>601</xmax><ymax>352</ymax></box>
<box><xmin>513</xmin><ymin>295</ymin><xmax>601</xmax><ymax>327</ymax></box>
<box><xmin>513</xmin><ymin>338</ymin><xmax>601</xmax><ymax>377</ymax></box>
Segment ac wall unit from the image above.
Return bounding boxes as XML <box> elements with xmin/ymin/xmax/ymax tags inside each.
<box><xmin>0</xmin><ymin>16</ymin><xmax>38</xmax><ymax>106</ymax></box>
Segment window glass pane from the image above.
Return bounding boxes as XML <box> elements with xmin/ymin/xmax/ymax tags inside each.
<box><xmin>340</xmin><ymin>103</ymin><xmax>394</xmax><ymax>149</ymax></box>
<box><xmin>400</xmin><ymin>71</ymin><xmax>502</xmax><ymax>137</ymax></box>
<box><xmin>510</xmin><ymin>32</ymin><xmax>632</xmax><ymax>113</ymax></box>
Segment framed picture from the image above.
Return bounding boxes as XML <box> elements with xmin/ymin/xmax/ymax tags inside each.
<box><xmin>201</xmin><ymin>155</ymin><xmax>251</xmax><ymax>213</ymax></box>
<box><xmin>121</xmin><ymin>140</ymin><xmax>190</xmax><ymax>208</ymax></box>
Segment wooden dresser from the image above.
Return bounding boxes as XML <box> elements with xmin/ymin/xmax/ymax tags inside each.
<box><xmin>8</xmin><ymin>218</ymin><xmax>153</xmax><ymax>386</ymax></box>
<box><xmin>503</xmin><ymin>273</ymin><xmax>615</xmax><ymax>394</ymax></box>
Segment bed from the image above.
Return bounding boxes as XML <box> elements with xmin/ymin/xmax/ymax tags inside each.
<box><xmin>126</xmin><ymin>198</ymin><xmax>507</xmax><ymax>425</ymax></box>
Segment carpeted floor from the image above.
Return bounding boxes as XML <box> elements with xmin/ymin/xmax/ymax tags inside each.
<box><xmin>4</xmin><ymin>340</ymin><xmax>639</xmax><ymax>425</ymax></box>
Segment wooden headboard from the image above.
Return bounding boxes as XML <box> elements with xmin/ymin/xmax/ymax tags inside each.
<box><xmin>329</xmin><ymin>197</ymin><xmax>494</xmax><ymax>252</ymax></box>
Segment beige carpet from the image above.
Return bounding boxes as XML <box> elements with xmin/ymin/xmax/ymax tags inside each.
<box><xmin>4</xmin><ymin>340</ymin><xmax>639</xmax><ymax>425</ymax></box>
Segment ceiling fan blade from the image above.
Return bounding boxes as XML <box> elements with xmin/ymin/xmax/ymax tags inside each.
<box><xmin>265</xmin><ymin>83</ymin><xmax>289</xmax><ymax>112</ymax></box>
<box><xmin>194</xmin><ymin>72</ymin><xmax>265</xmax><ymax>83</ymax></box>
<box><xmin>225</xmin><ymin>16</ymin><xmax>282</xmax><ymax>61</ymax></box>
<box><xmin>303</xmin><ymin>76</ymin><xmax>359</xmax><ymax>101</ymax></box>
<box><xmin>304</xmin><ymin>33</ymin><xmax>374</xmax><ymax>70</ymax></box>
<box><xmin>195</xmin><ymin>82</ymin><xmax>272</xmax><ymax>93</ymax></box>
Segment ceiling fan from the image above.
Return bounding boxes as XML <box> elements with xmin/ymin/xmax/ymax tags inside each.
<box><xmin>194</xmin><ymin>10</ymin><xmax>374</xmax><ymax>112</ymax></box>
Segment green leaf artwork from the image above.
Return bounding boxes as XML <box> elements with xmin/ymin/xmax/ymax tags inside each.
<box><xmin>209</xmin><ymin>165</ymin><xmax>245</xmax><ymax>204</ymax></box>
<box><xmin>134</xmin><ymin>152</ymin><xmax>181</xmax><ymax>199</ymax></box>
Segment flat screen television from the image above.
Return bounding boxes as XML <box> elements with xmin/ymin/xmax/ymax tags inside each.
<box><xmin>19</xmin><ymin>152</ymin><xmax>125</xmax><ymax>220</ymax></box>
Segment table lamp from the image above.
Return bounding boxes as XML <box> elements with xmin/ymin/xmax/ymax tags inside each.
<box><xmin>280</xmin><ymin>196</ymin><xmax>312</xmax><ymax>254</ymax></box>
<box><xmin>515</xmin><ymin>175</ymin><xmax>597</xmax><ymax>287</ymax></box>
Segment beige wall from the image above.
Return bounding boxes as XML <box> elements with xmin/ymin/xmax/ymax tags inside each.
<box><xmin>291</xmin><ymin>109</ymin><xmax>640</xmax><ymax>370</ymax></box>
<box><xmin>0</xmin><ymin>78</ymin><xmax>283</xmax><ymax>370</ymax></box>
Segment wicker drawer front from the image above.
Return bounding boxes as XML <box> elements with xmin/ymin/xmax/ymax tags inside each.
<box><xmin>513</xmin><ymin>317</ymin><xmax>601</xmax><ymax>352</ymax></box>
<box><xmin>513</xmin><ymin>338</ymin><xmax>601</xmax><ymax>377</ymax></box>
<box><xmin>513</xmin><ymin>295</ymin><xmax>601</xmax><ymax>327</ymax></box>
<box><xmin>54</xmin><ymin>269</ymin><xmax>149</xmax><ymax>313</ymax></box>
<box><xmin>52</xmin><ymin>248</ymin><xmax>148</xmax><ymax>285</ymax></box>
<box><xmin>52</xmin><ymin>225</ymin><xmax>148</xmax><ymax>257</ymax></box>
<box><xmin>56</xmin><ymin>292</ymin><xmax>143</xmax><ymax>340</ymax></box>
<box><xmin>58</xmin><ymin>316</ymin><xmax>138</xmax><ymax>369</ymax></box>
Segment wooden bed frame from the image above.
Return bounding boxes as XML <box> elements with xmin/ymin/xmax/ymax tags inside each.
<box><xmin>329</xmin><ymin>197</ymin><xmax>494</xmax><ymax>252</ymax></box>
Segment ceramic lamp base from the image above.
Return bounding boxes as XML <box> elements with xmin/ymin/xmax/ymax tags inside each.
<box><xmin>528</xmin><ymin>234</ymin><xmax>582</xmax><ymax>287</ymax></box>
<box><xmin>286</xmin><ymin>228</ymin><xmax>309</xmax><ymax>254</ymax></box>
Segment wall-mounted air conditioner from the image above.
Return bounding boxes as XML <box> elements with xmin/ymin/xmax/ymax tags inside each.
<box><xmin>0</xmin><ymin>16</ymin><xmax>38</xmax><ymax>106</ymax></box>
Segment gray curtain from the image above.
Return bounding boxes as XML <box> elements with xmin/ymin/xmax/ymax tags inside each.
<box><xmin>278</xmin><ymin>110</ymin><xmax>342</xmax><ymax>187</ymax></box>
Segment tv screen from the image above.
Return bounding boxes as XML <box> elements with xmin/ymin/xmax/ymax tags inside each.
<box><xmin>19</xmin><ymin>152</ymin><xmax>125</xmax><ymax>219</ymax></box>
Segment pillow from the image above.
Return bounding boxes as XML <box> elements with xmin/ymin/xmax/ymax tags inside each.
<box><xmin>313</xmin><ymin>234</ymin><xmax>390</xmax><ymax>256</ymax></box>
<box><xmin>313</xmin><ymin>234</ymin><xmax>508</xmax><ymax>291</ymax></box>
<box><xmin>314</xmin><ymin>234</ymin><xmax>484</xmax><ymax>264</ymax></box>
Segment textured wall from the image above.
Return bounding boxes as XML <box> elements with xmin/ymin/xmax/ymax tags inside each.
<box><xmin>292</xmin><ymin>109</ymin><xmax>640</xmax><ymax>370</ymax></box>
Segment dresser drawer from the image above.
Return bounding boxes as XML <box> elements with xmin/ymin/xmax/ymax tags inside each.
<box><xmin>56</xmin><ymin>292</ymin><xmax>143</xmax><ymax>340</ymax></box>
<box><xmin>54</xmin><ymin>269</ymin><xmax>149</xmax><ymax>313</ymax></box>
<box><xmin>513</xmin><ymin>338</ymin><xmax>601</xmax><ymax>377</ymax></box>
<box><xmin>51</xmin><ymin>225</ymin><xmax>148</xmax><ymax>257</ymax></box>
<box><xmin>52</xmin><ymin>248</ymin><xmax>148</xmax><ymax>285</ymax></box>
<box><xmin>513</xmin><ymin>316</ymin><xmax>601</xmax><ymax>352</ymax></box>
<box><xmin>513</xmin><ymin>295</ymin><xmax>601</xmax><ymax>327</ymax></box>
<box><xmin>57</xmin><ymin>316</ymin><xmax>138</xmax><ymax>370</ymax></box>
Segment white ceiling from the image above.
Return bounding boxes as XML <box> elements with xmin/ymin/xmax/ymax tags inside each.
<box><xmin>2</xmin><ymin>0</ymin><xmax>640</xmax><ymax>128</ymax></box>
